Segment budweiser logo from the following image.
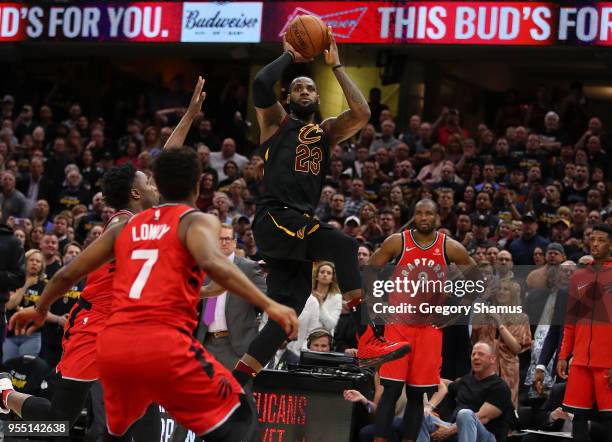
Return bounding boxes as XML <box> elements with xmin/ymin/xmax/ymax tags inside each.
<box><xmin>184</xmin><ymin>9</ymin><xmax>259</xmax><ymax>30</ymax></box>
<box><xmin>278</xmin><ymin>6</ymin><xmax>368</xmax><ymax>39</ymax></box>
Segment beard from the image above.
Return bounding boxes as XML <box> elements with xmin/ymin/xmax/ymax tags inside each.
<box><xmin>289</xmin><ymin>100</ymin><xmax>318</xmax><ymax>119</ymax></box>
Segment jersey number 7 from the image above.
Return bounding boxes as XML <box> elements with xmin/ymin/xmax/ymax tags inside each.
<box><xmin>129</xmin><ymin>249</ymin><xmax>159</xmax><ymax>299</ymax></box>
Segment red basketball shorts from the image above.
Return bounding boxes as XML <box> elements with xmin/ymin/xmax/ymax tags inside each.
<box><xmin>97</xmin><ymin>325</ymin><xmax>241</xmax><ymax>436</ymax></box>
<box><xmin>56</xmin><ymin>302</ymin><xmax>107</xmax><ymax>381</ymax></box>
<box><xmin>562</xmin><ymin>364</ymin><xmax>612</xmax><ymax>415</ymax></box>
<box><xmin>380</xmin><ymin>324</ymin><xmax>442</xmax><ymax>388</ymax></box>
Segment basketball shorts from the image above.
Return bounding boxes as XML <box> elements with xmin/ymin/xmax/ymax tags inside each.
<box><xmin>253</xmin><ymin>206</ymin><xmax>360</xmax><ymax>315</ymax></box>
<box><xmin>56</xmin><ymin>297</ymin><xmax>106</xmax><ymax>381</ymax></box>
<box><xmin>562</xmin><ymin>364</ymin><xmax>612</xmax><ymax>416</ymax></box>
<box><xmin>97</xmin><ymin>325</ymin><xmax>242</xmax><ymax>437</ymax></box>
<box><xmin>380</xmin><ymin>324</ymin><xmax>442</xmax><ymax>390</ymax></box>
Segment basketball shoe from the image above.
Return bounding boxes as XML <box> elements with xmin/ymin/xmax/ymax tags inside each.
<box><xmin>357</xmin><ymin>326</ymin><xmax>411</xmax><ymax>368</ymax></box>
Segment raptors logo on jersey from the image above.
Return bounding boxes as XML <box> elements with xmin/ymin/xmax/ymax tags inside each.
<box><xmin>388</xmin><ymin>230</ymin><xmax>449</xmax><ymax>324</ymax></box>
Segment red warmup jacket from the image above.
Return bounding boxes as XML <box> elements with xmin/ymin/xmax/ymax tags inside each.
<box><xmin>559</xmin><ymin>259</ymin><xmax>612</xmax><ymax>368</ymax></box>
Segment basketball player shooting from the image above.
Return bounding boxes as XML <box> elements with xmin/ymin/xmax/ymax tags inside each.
<box><xmin>369</xmin><ymin>199</ymin><xmax>482</xmax><ymax>442</ymax></box>
<box><xmin>231</xmin><ymin>27</ymin><xmax>410</xmax><ymax>387</ymax></box>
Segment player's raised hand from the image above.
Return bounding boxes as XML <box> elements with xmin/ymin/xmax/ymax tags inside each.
<box><xmin>282</xmin><ymin>34</ymin><xmax>313</xmax><ymax>63</ymax></box>
<box><xmin>9</xmin><ymin>306</ymin><xmax>46</xmax><ymax>336</ymax></box>
<box><xmin>324</xmin><ymin>27</ymin><xmax>340</xmax><ymax>66</ymax></box>
<box><xmin>266</xmin><ymin>301</ymin><xmax>299</xmax><ymax>340</ymax></box>
<box><xmin>186</xmin><ymin>76</ymin><xmax>206</xmax><ymax>117</ymax></box>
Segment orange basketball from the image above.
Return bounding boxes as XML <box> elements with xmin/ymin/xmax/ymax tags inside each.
<box><xmin>286</xmin><ymin>15</ymin><xmax>329</xmax><ymax>59</ymax></box>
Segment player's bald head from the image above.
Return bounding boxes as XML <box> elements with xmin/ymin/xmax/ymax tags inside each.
<box><xmin>290</xmin><ymin>76</ymin><xmax>317</xmax><ymax>91</ymax></box>
<box><xmin>415</xmin><ymin>198</ymin><xmax>438</xmax><ymax>213</ymax></box>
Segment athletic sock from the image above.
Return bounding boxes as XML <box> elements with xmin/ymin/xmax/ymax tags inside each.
<box><xmin>348</xmin><ymin>299</ymin><xmax>368</xmax><ymax>337</ymax></box>
<box><xmin>2</xmin><ymin>389</ymin><xmax>14</xmax><ymax>409</ymax></box>
<box><xmin>233</xmin><ymin>361</ymin><xmax>258</xmax><ymax>387</ymax></box>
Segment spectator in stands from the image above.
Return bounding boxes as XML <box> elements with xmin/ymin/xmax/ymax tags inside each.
<box><xmin>472</xmin><ymin>280</ymin><xmax>531</xmax><ymax>407</ymax></box>
<box><xmin>532</xmin><ymin>246</ymin><xmax>546</xmax><ymax>266</ymax></box>
<box><xmin>195</xmin><ymin>143</ymin><xmax>218</xmax><ymax>183</ymax></box>
<box><xmin>210</xmin><ymin>138</ymin><xmax>248</xmax><ymax>181</ymax></box>
<box><xmin>416</xmin><ymin>144</ymin><xmax>446</xmax><ymax>184</ymax></box>
<box><xmin>370</xmin><ymin>120</ymin><xmax>401</xmax><ymax>153</ymax></box>
<box><xmin>417</xmin><ymin>342</ymin><xmax>514</xmax><ymax>442</ymax></box>
<box><xmin>527</xmin><ymin>242</ymin><xmax>566</xmax><ymax>290</ymax></box>
<box><xmin>55</xmin><ymin>168</ymin><xmax>90</xmax><ymax>214</ymax></box>
<box><xmin>323</xmin><ymin>192</ymin><xmax>346</xmax><ymax>225</ymax></box>
<box><xmin>310</xmin><ymin>261</ymin><xmax>342</xmax><ymax>335</ymax></box>
<box><xmin>197</xmin><ymin>224</ymin><xmax>266</xmax><ymax>370</ymax></box>
<box><xmin>433</xmin><ymin>107</ymin><xmax>469</xmax><ymax>147</ymax></box>
<box><xmin>306</xmin><ymin>328</ymin><xmax>332</xmax><ymax>353</ymax></box>
<box><xmin>342</xmin><ymin>178</ymin><xmax>365</xmax><ymax>217</ymax></box>
<box><xmin>0</xmin><ymin>171</ymin><xmax>27</xmax><ymax>222</ymax></box>
<box><xmin>17</xmin><ymin>158</ymin><xmax>54</xmax><ymax>216</ymax></box>
<box><xmin>508</xmin><ymin>212</ymin><xmax>549</xmax><ymax>265</ymax></box>
<box><xmin>431</xmin><ymin>161</ymin><xmax>465</xmax><ymax>195</ymax></box>
<box><xmin>3</xmin><ymin>249</ymin><xmax>45</xmax><ymax>362</ymax></box>
<box><xmin>218</xmin><ymin>160</ymin><xmax>240</xmax><ymax>189</ymax></box>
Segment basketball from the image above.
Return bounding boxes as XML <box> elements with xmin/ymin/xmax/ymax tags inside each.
<box><xmin>286</xmin><ymin>15</ymin><xmax>329</xmax><ymax>59</ymax></box>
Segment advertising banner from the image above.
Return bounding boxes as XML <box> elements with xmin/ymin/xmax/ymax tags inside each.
<box><xmin>262</xmin><ymin>2</ymin><xmax>612</xmax><ymax>46</ymax></box>
<box><xmin>2</xmin><ymin>2</ymin><xmax>612</xmax><ymax>46</ymax></box>
<box><xmin>181</xmin><ymin>1</ymin><xmax>262</xmax><ymax>43</ymax></box>
<box><xmin>0</xmin><ymin>2</ymin><xmax>183</xmax><ymax>42</ymax></box>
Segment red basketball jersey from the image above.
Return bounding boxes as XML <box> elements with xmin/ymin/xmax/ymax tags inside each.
<box><xmin>108</xmin><ymin>204</ymin><xmax>205</xmax><ymax>333</ymax></box>
<box><xmin>80</xmin><ymin>209</ymin><xmax>134</xmax><ymax>312</ymax></box>
<box><xmin>388</xmin><ymin>230</ymin><xmax>449</xmax><ymax>324</ymax></box>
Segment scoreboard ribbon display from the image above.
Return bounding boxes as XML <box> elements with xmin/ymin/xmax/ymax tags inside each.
<box><xmin>2</xmin><ymin>1</ymin><xmax>612</xmax><ymax>45</ymax></box>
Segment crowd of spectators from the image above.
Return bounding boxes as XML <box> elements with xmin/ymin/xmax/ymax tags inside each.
<box><xmin>0</xmin><ymin>76</ymin><xmax>610</xmax><ymax>440</ymax></box>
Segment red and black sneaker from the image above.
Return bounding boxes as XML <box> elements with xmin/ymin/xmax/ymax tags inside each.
<box><xmin>357</xmin><ymin>326</ymin><xmax>411</xmax><ymax>368</ymax></box>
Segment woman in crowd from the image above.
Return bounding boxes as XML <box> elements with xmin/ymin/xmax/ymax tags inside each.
<box><xmin>3</xmin><ymin>250</ymin><xmax>47</xmax><ymax>362</ymax></box>
<box><xmin>142</xmin><ymin>126</ymin><xmax>161</xmax><ymax>158</ymax></box>
<box><xmin>218</xmin><ymin>160</ymin><xmax>240</xmax><ymax>189</ymax></box>
<box><xmin>196</xmin><ymin>172</ymin><xmax>217</xmax><ymax>213</ymax></box>
<box><xmin>310</xmin><ymin>261</ymin><xmax>343</xmax><ymax>334</ymax></box>
<box><xmin>471</xmin><ymin>279</ymin><xmax>532</xmax><ymax>407</ymax></box>
<box><xmin>359</xmin><ymin>202</ymin><xmax>382</xmax><ymax>241</ymax></box>
<box><xmin>533</xmin><ymin>246</ymin><xmax>546</xmax><ymax>266</ymax></box>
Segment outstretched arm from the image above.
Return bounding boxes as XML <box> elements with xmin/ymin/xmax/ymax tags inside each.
<box><xmin>164</xmin><ymin>76</ymin><xmax>207</xmax><ymax>150</ymax></box>
<box><xmin>320</xmin><ymin>28</ymin><xmax>371</xmax><ymax>145</ymax></box>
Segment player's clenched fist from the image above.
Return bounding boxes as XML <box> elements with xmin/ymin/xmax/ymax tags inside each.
<box><xmin>265</xmin><ymin>302</ymin><xmax>299</xmax><ymax>340</ymax></box>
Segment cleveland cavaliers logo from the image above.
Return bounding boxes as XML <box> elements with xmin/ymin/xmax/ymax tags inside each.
<box><xmin>298</xmin><ymin>124</ymin><xmax>323</xmax><ymax>145</ymax></box>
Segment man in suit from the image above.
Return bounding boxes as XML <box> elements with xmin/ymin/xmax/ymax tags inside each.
<box><xmin>196</xmin><ymin>223</ymin><xmax>266</xmax><ymax>370</ymax></box>
<box><xmin>17</xmin><ymin>158</ymin><xmax>55</xmax><ymax>216</ymax></box>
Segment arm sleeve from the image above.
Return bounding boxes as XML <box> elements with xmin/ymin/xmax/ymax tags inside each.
<box><xmin>0</xmin><ymin>238</ymin><xmax>25</xmax><ymax>291</ymax></box>
<box><xmin>537</xmin><ymin>325</ymin><xmax>560</xmax><ymax>367</ymax></box>
<box><xmin>253</xmin><ymin>52</ymin><xmax>294</xmax><ymax>109</ymax></box>
<box><xmin>558</xmin><ymin>276</ymin><xmax>578</xmax><ymax>361</ymax></box>
<box><xmin>318</xmin><ymin>293</ymin><xmax>342</xmax><ymax>332</ymax></box>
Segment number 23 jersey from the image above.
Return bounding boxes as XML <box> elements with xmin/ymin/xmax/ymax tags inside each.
<box><xmin>259</xmin><ymin>116</ymin><xmax>330</xmax><ymax>215</ymax></box>
<box><xmin>109</xmin><ymin>204</ymin><xmax>206</xmax><ymax>333</ymax></box>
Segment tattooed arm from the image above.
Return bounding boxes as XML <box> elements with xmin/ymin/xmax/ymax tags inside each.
<box><xmin>320</xmin><ymin>28</ymin><xmax>371</xmax><ymax>146</ymax></box>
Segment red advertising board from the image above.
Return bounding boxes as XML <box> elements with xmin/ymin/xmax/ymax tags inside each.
<box><xmin>3</xmin><ymin>2</ymin><xmax>612</xmax><ymax>46</ymax></box>
<box><xmin>262</xmin><ymin>2</ymin><xmax>612</xmax><ymax>46</ymax></box>
<box><xmin>0</xmin><ymin>2</ymin><xmax>183</xmax><ymax>42</ymax></box>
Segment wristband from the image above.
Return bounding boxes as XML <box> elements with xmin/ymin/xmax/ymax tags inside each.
<box><xmin>332</xmin><ymin>64</ymin><xmax>343</xmax><ymax>71</ymax></box>
<box><xmin>285</xmin><ymin>50</ymin><xmax>296</xmax><ymax>62</ymax></box>
<box><xmin>536</xmin><ymin>364</ymin><xmax>547</xmax><ymax>372</ymax></box>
